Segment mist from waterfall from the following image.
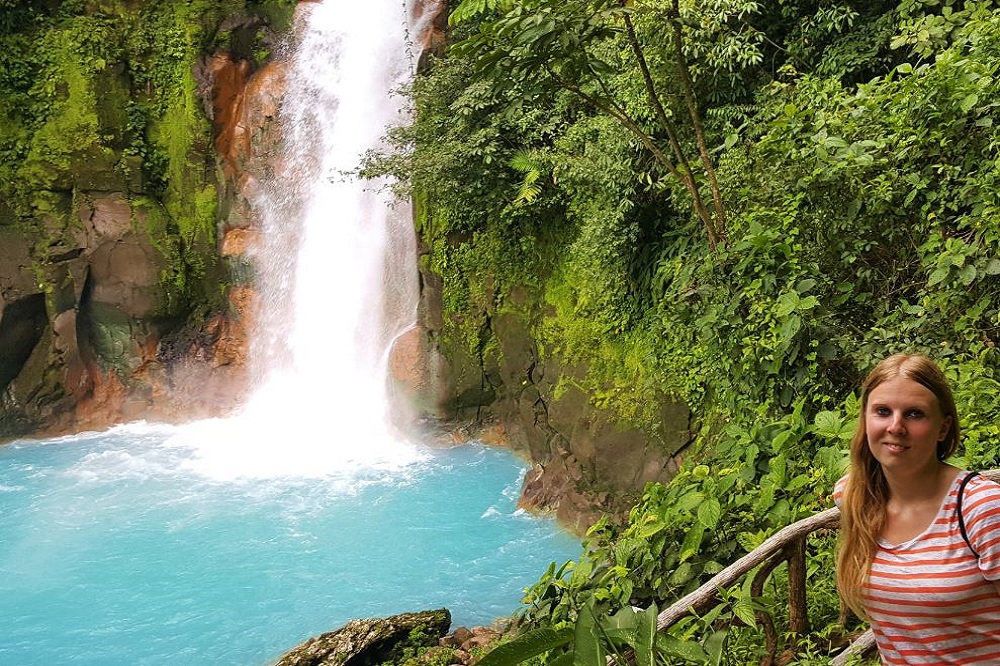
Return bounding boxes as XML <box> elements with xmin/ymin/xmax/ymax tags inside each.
<box><xmin>172</xmin><ymin>0</ymin><xmax>423</xmax><ymax>478</ymax></box>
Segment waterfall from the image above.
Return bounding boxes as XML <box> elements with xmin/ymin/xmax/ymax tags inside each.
<box><xmin>171</xmin><ymin>0</ymin><xmax>423</xmax><ymax>478</ymax></box>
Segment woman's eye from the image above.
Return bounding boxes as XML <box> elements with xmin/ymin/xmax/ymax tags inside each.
<box><xmin>874</xmin><ymin>406</ymin><xmax>891</xmax><ymax>416</ymax></box>
<box><xmin>905</xmin><ymin>409</ymin><xmax>923</xmax><ymax>419</ymax></box>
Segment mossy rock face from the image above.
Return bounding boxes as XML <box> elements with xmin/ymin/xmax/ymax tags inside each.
<box><xmin>93</xmin><ymin>64</ymin><xmax>131</xmax><ymax>151</ymax></box>
<box><xmin>0</xmin><ymin>0</ymin><xmax>304</xmax><ymax>436</ymax></box>
<box><xmin>415</xmin><ymin>264</ymin><xmax>692</xmax><ymax>524</ymax></box>
<box><xmin>73</xmin><ymin>147</ymin><xmax>130</xmax><ymax>192</ymax></box>
<box><xmin>82</xmin><ymin>301</ymin><xmax>138</xmax><ymax>373</ymax></box>
<box><xmin>0</xmin><ymin>226</ymin><xmax>40</xmax><ymax>302</ymax></box>
<box><xmin>0</xmin><ymin>227</ymin><xmax>48</xmax><ymax>401</ymax></box>
<box><xmin>274</xmin><ymin>609</ymin><xmax>452</xmax><ymax>666</ymax></box>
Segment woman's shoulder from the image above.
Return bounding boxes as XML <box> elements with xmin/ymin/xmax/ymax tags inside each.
<box><xmin>958</xmin><ymin>472</ymin><xmax>1000</xmax><ymax>574</ymax></box>
<box><xmin>964</xmin><ymin>471</ymin><xmax>1000</xmax><ymax>503</ymax></box>
<box><xmin>959</xmin><ymin>471</ymin><xmax>1000</xmax><ymax>535</ymax></box>
<box><xmin>833</xmin><ymin>473</ymin><xmax>850</xmax><ymax>507</ymax></box>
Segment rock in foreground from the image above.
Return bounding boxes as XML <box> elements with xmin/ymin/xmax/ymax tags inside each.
<box><xmin>275</xmin><ymin>609</ymin><xmax>451</xmax><ymax>666</ymax></box>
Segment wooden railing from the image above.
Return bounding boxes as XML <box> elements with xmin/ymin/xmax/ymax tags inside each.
<box><xmin>651</xmin><ymin>469</ymin><xmax>1000</xmax><ymax>665</ymax></box>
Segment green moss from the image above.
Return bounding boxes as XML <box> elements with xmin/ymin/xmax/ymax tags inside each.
<box><xmin>255</xmin><ymin>0</ymin><xmax>297</xmax><ymax>34</ymax></box>
<box><xmin>94</xmin><ymin>66</ymin><xmax>131</xmax><ymax>148</ymax></box>
<box><xmin>130</xmin><ymin>195</ymin><xmax>187</xmax><ymax>317</ymax></box>
<box><xmin>21</xmin><ymin>58</ymin><xmax>100</xmax><ymax>192</ymax></box>
<box><xmin>193</xmin><ymin>184</ymin><xmax>218</xmax><ymax>244</ymax></box>
<box><xmin>85</xmin><ymin>302</ymin><xmax>136</xmax><ymax>372</ymax></box>
<box><xmin>378</xmin><ymin>622</ymin><xmax>457</xmax><ymax>666</ymax></box>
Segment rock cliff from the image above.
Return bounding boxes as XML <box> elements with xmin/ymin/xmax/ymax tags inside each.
<box><xmin>0</xmin><ymin>188</ymin><xmax>249</xmax><ymax>437</ymax></box>
<box><xmin>391</xmin><ymin>275</ymin><xmax>693</xmax><ymax>531</ymax></box>
<box><xmin>0</xmin><ymin>4</ymin><xmax>289</xmax><ymax>438</ymax></box>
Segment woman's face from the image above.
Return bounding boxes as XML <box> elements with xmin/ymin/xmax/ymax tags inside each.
<box><xmin>865</xmin><ymin>376</ymin><xmax>952</xmax><ymax>475</ymax></box>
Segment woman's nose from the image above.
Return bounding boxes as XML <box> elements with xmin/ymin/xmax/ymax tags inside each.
<box><xmin>887</xmin><ymin>413</ymin><xmax>906</xmax><ymax>434</ymax></box>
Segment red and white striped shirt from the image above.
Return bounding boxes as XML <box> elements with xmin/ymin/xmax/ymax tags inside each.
<box><xmin>836</xmin><ymin>472</ymin><xmax>1000</xmax><ymax>664</ymax></box>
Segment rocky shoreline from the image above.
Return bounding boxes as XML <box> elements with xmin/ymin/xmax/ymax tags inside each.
<box><xmin>274</xmin><ymin>608</ymin><xmax>505</xmax><ymax>666</ymax></box>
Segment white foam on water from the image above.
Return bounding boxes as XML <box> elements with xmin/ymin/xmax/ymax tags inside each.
<box><xmin>165</xmin><ymin>413</ymin><xmax>424</xmax><ymax>482</ymax></box>
<box><xmin>14</xmin><ymin>418</ymin><xmax>419</xmax><ymax>493</ymax></box>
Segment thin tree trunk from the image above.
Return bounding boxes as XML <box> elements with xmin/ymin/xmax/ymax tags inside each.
<box><xmin>669</xmin><ymin>0</ymin><xmax>727</xmax><ymax>245</ymax></box>
<box><xmin>621</xmin><ymin>13</ymin><xmax>720</xmax><ymax>249</ymax></box>
<box><xmin>545</xmin><ymin>65</ymin><xmax>720</xmax><ymax>248</ymax></box>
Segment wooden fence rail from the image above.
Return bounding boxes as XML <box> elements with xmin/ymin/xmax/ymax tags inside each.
<box><xmin>651</xmin><ymin>468</ymin><xmax>1000</xmax><ymax>665</ymax></box>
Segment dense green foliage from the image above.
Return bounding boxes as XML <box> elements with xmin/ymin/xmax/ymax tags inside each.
<box><xmin>0</xmin><ymin>0</ymin><xmax>293</xmax><ymax>314</ymax></box>
<box><xmin>367</xmin><ymin>0</ymin><xmax>1000</xmax><ymax>661</ymax></box>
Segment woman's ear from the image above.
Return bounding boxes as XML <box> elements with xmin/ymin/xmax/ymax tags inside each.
<box><xmin>938</xmin><ymin>415</ymin><xmax>953</xmax><ymax>442</ymax></box>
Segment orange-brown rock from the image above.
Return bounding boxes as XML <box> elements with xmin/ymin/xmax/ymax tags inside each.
<box><xmin>387</xmin><ymin>324</ymin><xmax>455</xmax><ymax>427</ymax></box>
<box><xmin>221</xmin><ymin>226</ymin><xmax>259</xmax><ymax>256</ymax></box>
<box><xmin>209</xmin><ymin>54</ymin><xmax>287</xmax><ymax>179</ymax></box>
<box><xmin>74</xmin><ymin>366</ymin><xmax>127</xmax><ymax>432</ymax></box>
<box><xmin>207</xmin><ymin>53</ymin><xmax>252</xmax><ymax>178</ymax></box>
<box><xmin>204</xmin><ymin>313</ymin><xmax>248</xmax><ymax>368</ymax></box>
<box><xmin>412</xmin><ymin>0</ymin><xmax>448</xmax><ymax>58</ymax></box>
<box><xmin>389</xmin><ymin>325</ymin><xmax>425</xmax><ymax>387</ymax></box>
<box><xmin>228</xmin><ymin>284</ymin><xmax>255</xmax><ymax>318</ymax></box>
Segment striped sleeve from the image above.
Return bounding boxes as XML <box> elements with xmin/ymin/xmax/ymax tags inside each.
<box><xmin>833</xmin><ymin>474</ymin><xmax>848</xmax><ymax>508</ymax></box>
<box><xmin>962</xmin><ymin>475</ymin><xmax>1000</xmax><ymax>580</ymax></box>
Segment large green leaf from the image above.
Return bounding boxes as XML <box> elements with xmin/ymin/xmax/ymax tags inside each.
<box><xmin>475</xmin><ymin>627</ymin><xmax>574</xmax><ymax>666</ymax></box>
<box><xmin>634</xmin><ymin>605</ymin><xmax>658</xmax><ymax>666</ymax></box>
<box><xmin>657</xmin><ymin>635</ymin><xmax>709</xmax><ymax>663</ymax></box>
<box><xmin>704</xmin><ymin>630</ymin><xmax>728</xmax><ymax>666</ymax></box>
<box><xmin>697</xmin><ymin>497</ymin><xmax>722</xmax><ymax>529</ymax></box>
<box><xmin>573</xmin><ymin>602</ymin><xmax>606</xmax><ymax>666</ymax></box>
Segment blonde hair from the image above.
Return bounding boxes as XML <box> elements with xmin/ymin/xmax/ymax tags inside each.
<box><xmin>835</xmin><ymin>353</ymin><xmax>960</xmax><ymax>618</ymax></box>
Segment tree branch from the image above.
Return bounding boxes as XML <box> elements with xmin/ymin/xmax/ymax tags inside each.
<box><xmin>669</xmin><ymin>0</ymin><xmax>727</xmax><ymax>245</ymax></box>
<box><xmin>620</xmin><ymin>11</ymin><xmax>719</xmax><ymax>249</ymax></box>
<box><xmin>542</xmin><ymin>64</ymin><xmax>720</xmax><ymax>249</ymax></box>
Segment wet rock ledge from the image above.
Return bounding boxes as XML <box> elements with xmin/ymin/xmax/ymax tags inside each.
<box><xmin>275</xmin><ymin>609</ymin><xmax>502</xmax><ymax>666</ymax></box>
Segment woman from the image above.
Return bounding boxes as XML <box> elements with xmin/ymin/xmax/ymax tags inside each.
<box><xmin>835</xmin><ymin>353</ymin><xmax>1000</xmax><ymax>664</ymax></box>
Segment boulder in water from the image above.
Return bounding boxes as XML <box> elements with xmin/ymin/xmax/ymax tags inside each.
<box><xmin>274</xmin><ymin>608</ymin><xmax>451</xmax><ymax>666</ymax></box>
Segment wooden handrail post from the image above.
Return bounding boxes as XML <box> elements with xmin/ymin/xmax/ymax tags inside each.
<box><xmin>751</xmin><ymin>551</ymin><xmax>785</xmax><ymax>666</ymax></box>
<box><xmin>787</xmin><ymin>538</ymin><xmax>808</xmax><ymax>636</ymax></box>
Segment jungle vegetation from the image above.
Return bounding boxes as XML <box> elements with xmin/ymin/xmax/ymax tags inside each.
<box><xmin>365</xmin><ymin>0</ymin><xmax>1000</xmax><ymax>662</ymax></box>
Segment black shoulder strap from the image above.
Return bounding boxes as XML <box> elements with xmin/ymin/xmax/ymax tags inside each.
<box><xmin>958</xmin><ymin>471</ymin><xmax>980</xmax><ymax>559</ymax></box>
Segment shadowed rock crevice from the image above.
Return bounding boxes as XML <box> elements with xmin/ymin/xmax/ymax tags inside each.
<box><xmin>0</xmin><ymin>293</ymin><xmax>48</xmax><ymax>394</ymax></box>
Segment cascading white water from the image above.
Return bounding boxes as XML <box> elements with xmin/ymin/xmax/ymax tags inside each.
<box><xmin>251</xmin><ymin>0</ymin><xmax>419</xmax><ymax>418</ymax></box>
<box><xmin>171</xmin><ymin>0</ymin><xmax>423</xmax><ymax>478</ymax></box>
